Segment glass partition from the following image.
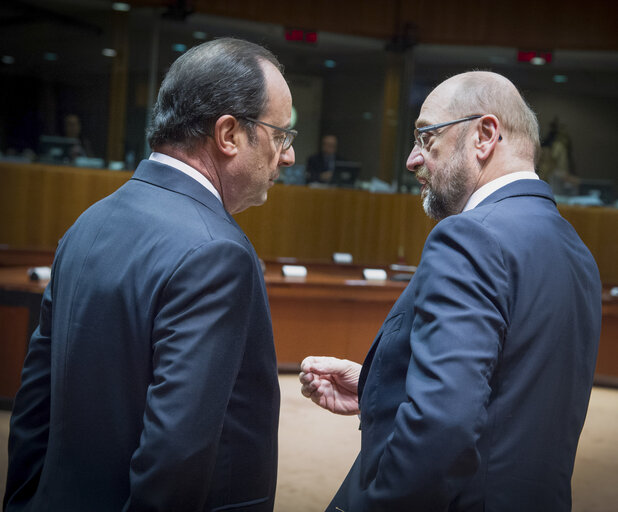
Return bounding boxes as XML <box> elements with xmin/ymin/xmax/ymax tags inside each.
<box><xmin>1</xmin><ymin>2</ymin><xmax>616</xmax><ymax>204</ymax></box>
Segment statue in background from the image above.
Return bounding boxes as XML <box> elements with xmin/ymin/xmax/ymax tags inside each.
<box><xmin>537</xmin><ymin>117</ymin><xmax>579</xmax><ymax>196</ymax></box>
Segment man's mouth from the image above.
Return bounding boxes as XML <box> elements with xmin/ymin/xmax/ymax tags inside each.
<box><xmin>415</xmin><ymin>166</ymin><xmax>430</xmax><ymax>192</ymax></box>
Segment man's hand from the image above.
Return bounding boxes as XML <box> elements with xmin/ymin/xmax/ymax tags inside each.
<box><xmin>299</xmin><ymin>356</ymin><xmax>361</xmax><ymax>415</ymax></box>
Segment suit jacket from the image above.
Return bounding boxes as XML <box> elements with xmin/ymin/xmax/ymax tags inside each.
<box><xmin>328</xmin><ymin>179</ymin><xmax>602</xmax><ymax>512</ymax></box>
<box><xmin>4</xmin><ymin>159</ymin><xmax>280</xmax><ymax>512</ymax></box>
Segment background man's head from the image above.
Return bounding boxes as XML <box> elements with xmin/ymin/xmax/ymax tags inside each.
<box><xmin>321</xmin><ymin>135</ymin><xmax>338</xmax><ymax>156</ymax></box>
<box><xmin>408</xmin><ymin>71</ymin><xmax>540</xmax><ymax>221</ymax></box>
<box><xmin>64</xmin><ymin>114</ymin><xmax>82</xmax><ymax>139</ymax></box>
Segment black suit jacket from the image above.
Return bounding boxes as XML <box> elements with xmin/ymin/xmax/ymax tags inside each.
<box><xmin>5</xmin><ymin>159</ymin><xmax>280</xmax><ymax>511</ymax></box>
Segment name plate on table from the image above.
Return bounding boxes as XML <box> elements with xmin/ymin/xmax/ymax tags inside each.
<box><xmin>333</xmin><ymin>252</ymin><xmax>353</xmax><ymax>264</ymax></box>
<box><xmin>282</xmin><ymin>265</ymin><xmax>308</xmax><ymax>278</ymax></box>
<box><xmin>28</xmin><ymin>266</ymin><xmax>51</xmax><ymax>281</ymax></box>
<box><xmin>363</xmin><ymin>268</ymin><xmax>387</xmax><ymax>281</ymax></box>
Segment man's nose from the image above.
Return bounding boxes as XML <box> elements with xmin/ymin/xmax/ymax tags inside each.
<box><xmin>279</xmin><ymin>145</ymin><xmax>295</xmax><ymax>167</ymax></box>
<box><xmin>406</xmin><ymin>145</ymin><xmax>424</xmax><ymax>172</ymax></box>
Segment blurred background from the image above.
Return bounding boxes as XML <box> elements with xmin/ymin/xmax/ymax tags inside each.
<box><xmin>1</xmin><ymin>0</ymin><xmax>616</xmax><ymax>201</ymax></box>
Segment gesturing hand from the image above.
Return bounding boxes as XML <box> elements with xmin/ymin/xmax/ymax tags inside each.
<box><xmin>299</xmin><ymin>356</ymin><xmax>361</xmax><ymax>415</ymax></box>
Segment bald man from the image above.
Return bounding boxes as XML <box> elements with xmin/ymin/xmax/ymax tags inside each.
<box><xmin>300</xmin><ymin>72</ymin><xmax>601</xmax><ymax>511</ymax></box>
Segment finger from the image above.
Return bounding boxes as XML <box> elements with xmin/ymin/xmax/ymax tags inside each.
<box><xmin>300</xmin><ymin>356</ymin><xmax>324</xmax><ymax>373</ymax></box>
<box><xmin>300</xmin><ymin>378</ymin><xmax>320</xmax><ymax>398</ymax></box>
<box><xmin>305</xmin><ymin>356</ymin><xmax>351</xmax><ymax>376</ymax></box>
<box><xmin>298</xmin><ymin>371</ymin><xmax>314</xmax><ymax>385</ymax></box>
<box><xmin>301</xmin><ymin>382</ymin><xmax>320</xmax><ymax>399</ymax></box>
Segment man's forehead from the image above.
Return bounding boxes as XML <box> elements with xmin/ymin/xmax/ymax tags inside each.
<box><xmin>261</xmin><ymin>61</ymin><xmax>292</xmax><ymax>121</ymax></box>
<box><xmin>416</xmin><ymin>95</ymin><xmax>450</xmax><ymax>128</ymax></box>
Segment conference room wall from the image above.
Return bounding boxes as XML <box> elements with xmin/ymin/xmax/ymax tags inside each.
<box><xmin>1</xmin><ymin>162</ymin><xmax>616</xmax><ymax>285</ymax></box>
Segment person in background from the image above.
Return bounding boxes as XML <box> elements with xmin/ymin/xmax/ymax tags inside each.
<box><xmin>5</xmin><ymin>37</ymin><xmax>296</xmax><ymax>512</ymax></box>
<box><xmin>63</xmin><ymin>113</ymin><xmax>93</xmax><ymax>161</ymax></box>
<box><xmin>300</xmin><ymin>71</ymin><xmax>601</xmax><ymax>511</ymax></box>
<box><xmin>306</xmin><ymin>133</ymin><xmax>340</xmax><ymax>184</ymax></box>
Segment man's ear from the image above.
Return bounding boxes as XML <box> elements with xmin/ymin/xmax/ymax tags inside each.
<box><xmin>213</xmin><ymin>115</ymin><xmax>240</xmax><ymax>157</ymax></box>
<box><xmin>475</xmin><ymin>114</ymin><xmax>500</xmax><ymax>162</ymax></box>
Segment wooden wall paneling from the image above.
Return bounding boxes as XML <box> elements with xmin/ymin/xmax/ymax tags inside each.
<box><xmin>559</xmin><ymin>205</ymin><xmax>618</xmax><ymax>284</ymax></box>
<box><xmin>0</xmin><ymin>163</ymin><xmax>132</xmax><ymax>250</ymax></box>
<box><xmin>0</xmin><ymin>306</ymin><xmax>29</xmax><ymax>398</ymax></box>
<box><xmin>399</xmin><ymin>194</ymin><xmax>436</xmax><ymax>266</ymax></box>
<box><xmin>597</xmin><ymin>303</ymin><xmax>618</xmax><ymax>379</ymax></box>
<box><xmin>184</xmin><ymin>0</ymin><xmax>618</xmax><ymax>51</ymax></box>
<box><xmin>352</xmin><ymin>191</ymin><xmax>401</xmax><ymax>264</ymax></box>
<box><xmin>0</xmin><ymin>164</ymin><xmax>28</xmax><ymax>246</ymax></box>
<box><xmin>1</xmin><ymin>163</ymin><xmax>616</xmax><ymax>281</ymax></box>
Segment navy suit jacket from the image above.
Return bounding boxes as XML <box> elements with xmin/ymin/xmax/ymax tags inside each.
<box><xmin>5</xmin><ymin>160</ymin><xmax>280</xmax><ymax>511</ymax></box>
<box><xmin>328</xmin><ymin>179</ymin><xmax>602</xmax><ymax>511</ymax></box>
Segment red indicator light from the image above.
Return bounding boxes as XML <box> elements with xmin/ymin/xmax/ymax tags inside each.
<box><xmin>285</xmin><ymin>28</ymin><xmax>318</xmax><ymax>44</ymax></box>
<box><xmin>518</xmin><ymin>50</ymin><xmax>553</xmax><ymax>64</ymax></box>
<box><xmin>305</xmin><ymin>31</ymin><xmax>317</xmax><ymax>43</ymax></box>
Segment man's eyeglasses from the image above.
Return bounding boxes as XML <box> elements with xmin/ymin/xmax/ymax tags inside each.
<box><xmin>413</xmin><ymin>115</ymin><xmax>483</xmax><ymax>151</ymax></box>
<box><xmin>245</xmin><ymin>117</ymin><xmax>297</xmax><ymax>151</ymax></box>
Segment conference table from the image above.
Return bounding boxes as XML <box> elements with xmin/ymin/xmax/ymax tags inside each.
<box><xmin>1</xmin><ymin>260</ymin><xmax>617</xmax><ymax>408</ymax></box>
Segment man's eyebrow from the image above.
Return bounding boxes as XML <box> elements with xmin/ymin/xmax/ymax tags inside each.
<box><xmin>414</xmin><ymin>118</ymin><xmax>430</xmax><ymax>129</ymax></box>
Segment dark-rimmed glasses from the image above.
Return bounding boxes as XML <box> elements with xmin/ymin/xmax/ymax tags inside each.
<box><xmin>245</xmin><ymin>117</ymin><xmax>297</xmax><ymax>151</ymax></box>
<box><xmin>413</xmin><ymin>115</ymin><xmax>483</xmax><ymax>150</ymax></box>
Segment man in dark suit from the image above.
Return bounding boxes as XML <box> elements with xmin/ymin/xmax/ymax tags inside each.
<box><xmin>306</xmin><ymin>134</ymin><xmax>339</xmax><ymax>184</ymax></box>
<box><xmin>300</xmin><ymin>71</ymin><xmax>601</xmax><ymax>511</ymax></box>
<box><xmin>4</xmin><ymin>38</ymin><xmax>296</xmax><ymax>511</ymax></box>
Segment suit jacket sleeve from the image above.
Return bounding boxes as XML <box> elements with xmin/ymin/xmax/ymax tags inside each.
<box><xmin>123</xmin><ymin>239</ymin><xmax>258</xmax><ymax>512</ymax></box>
<box><xmin>352</xmin><ymin>215</ymin><xmax>510</xmax><ymax>511</ymax></box>
<box><xmin>4</xmin><ymin>273</ymin><xmax>54</xmax><ymax>509</ymax></box>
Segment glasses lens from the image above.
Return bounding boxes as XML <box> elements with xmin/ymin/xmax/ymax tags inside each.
<box><xmin>283</xmin><ymin>133</ymin><xmax>295</xmax><ymax>151</ymax></box>
<box><xmin>413</xmin><ymin>130</ymin><xmax>421</xmax><ymax>150</ymax></box>
<box><xmin>413</xmin><ymin>132</ymin><xmax>424</xmax><ymax>150</ymax></box>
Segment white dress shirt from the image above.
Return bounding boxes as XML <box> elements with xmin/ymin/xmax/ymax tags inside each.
<box><xmin>462</xmin><ymin>171</ymin><xmax>539</xmax><ymax>212</ymax></box>
<box><xmin>149</xmin><ymin>152</ymin><xmax>222</xmax><ymax>204</ymax></box>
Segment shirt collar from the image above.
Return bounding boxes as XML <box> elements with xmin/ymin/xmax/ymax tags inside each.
<box><xmin>463</xmin><ymin>171</ymin><xmax>539</xmax><ymax>212</ymax></box>
<box><xmin>149</xmin><ymin>152</ymin><xmax>222</xmax><ymax>204</ymax></box>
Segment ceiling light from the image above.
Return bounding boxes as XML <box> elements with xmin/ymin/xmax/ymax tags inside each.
<box><xmin>172</xmin><ymin>43</ymin><xmax>187</xmax><ymax>52</ymax></box>
<box><xmin>102</xmin><ymin>48</ymin><xmax>117</xmax><ymax>57</ymax></box>
<box><xmin>193</xmin><ymin>31</ymin><xmax>207</xmax><ymax>40</ymax></box>
<box><xmin>324</xmin><ymin>59</ymin><xmax>336</xmax><ymax>68</ymax></box>
<box><xmin>553</xmin><ymin>75</ymin><xmax>568</xmax><ymax>83</ymax></box>
<box><xmin>1</xmin><ymin>55</ymin><xmax>15</xmax><ymax>65</ymax></box>
<box><xmin>112</xmin><ymin>2</ymin><xmax>131</xmax><ymax>12</ymax></box>
<box><xmin>530</xmin><ymin>56</ymin><xmax>546</xmax><ymax>65</ymax></box>
<box><xmin>43</xmin><ymin>52</ymin><xmax>58</xmax><ymax>61</ymax></box>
